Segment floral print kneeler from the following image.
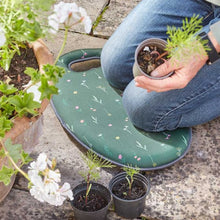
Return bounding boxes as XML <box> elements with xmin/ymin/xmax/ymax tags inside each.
<box><xmin>51</xmin><ymin>49</ymin><xmax>191</xmax><ymax>170</ymax></box>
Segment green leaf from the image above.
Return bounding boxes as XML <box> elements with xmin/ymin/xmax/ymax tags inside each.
<box><xmin>8</xmin><ymin>92</ymin><xmax>41</xmax><ymax>117</ymax></box>
<box><xmin>0</xmin><ymin>97</ymin><xmax>14</xmax><ymax>118</ymax></box>
<box><xmin>0</xmin><ymin>166</ymin><xmax>15</xmax><ymax>185</ymax></box>
<box><xmin>43</xmin><ymin>64</ymin><xmax>65</xmax><ymax>84</ymax></box>
<box><xmin>0</xmin><ymin>81</ymin><xmax>18</xmax><ymax>95</ymax></box>
<box><xmin>21</xmin><ymin>151</ymin><xmax>32</xmax><ymax>164</ymax></box>
<box><xmin>23</xmin><ymin>21</ymin><xmax>43</xmax><ymax>42</ymax></box>
<box><xmin>4</xmin><ymin>139</ymin><xmax>23</xmax><ymax>164</ymax></box>
<box><xmin>0</xmin><ymin>116</ymin><xmax>13</xmax><ymax>138</ymax></box>
<box><xmin>38</xmin><ymin>76</ymin><xmax>58</xmax><ymax>100</ymax></box>
<box><xmin>0</xmin><ymin>148</ymin><xmax>5</xmax><ymax>157</ymax></box>
<box><xmin>24</xmin><ymin>67</ymin><xmax>41</xmax><ymax>83</ymax></box>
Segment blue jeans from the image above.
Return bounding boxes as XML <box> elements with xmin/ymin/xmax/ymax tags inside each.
<box><xmin>101</xmin><ymin>0</ymin><xmax>220</xmax><ymax>132</ymax></box>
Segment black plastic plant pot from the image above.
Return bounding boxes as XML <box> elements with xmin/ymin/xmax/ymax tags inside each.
<box><xmin>109</xmin><ymin>172</ymin><xmax>150</xmax><ymax>219</ymax></box>
<box><xmin>133</xmin><ymin>38</ymin><xmax>173</xmax><ymax>79</ymax></box>
<box><xmin>71</xmin><ymin>182</ymin><xmax>111</xmax><ymax>220</ymax></box>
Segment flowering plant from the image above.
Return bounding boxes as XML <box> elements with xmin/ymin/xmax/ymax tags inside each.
<box><xmin>0</xmin><ymin>0</ymin><xmax>92</xmax><ymax>206</ymax></box>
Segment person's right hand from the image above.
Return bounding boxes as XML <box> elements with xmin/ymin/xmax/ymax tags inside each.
<box><xmin>135</xmin><ymin>51</ymin><xmax>208</xmax><ymax>92</ymax></box>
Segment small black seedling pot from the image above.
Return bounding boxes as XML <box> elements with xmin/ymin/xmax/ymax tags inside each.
<box><xmin>71</xmin><ymin>182</ymin><xmax>111</xmax><ymax>220</ymax></box>
<box><xmin>109</xmin><ymin>172</ymin><xmax>150</xmax><ymax>219</ymax></box>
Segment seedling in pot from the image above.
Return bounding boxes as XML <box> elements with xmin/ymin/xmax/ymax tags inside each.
<box><xmin>164</xmin><ymin>14</ymin><xmax>210</xmax><ymax>65</ymax></box>
<box><xmin>122</xmin><ymin>165</ymin><xmax>140</xmax><ymax>197</ymax></box>
<box><xmin>79</xmin><ymin>150</ymin><xmax>115</xmax><ymax>205</ymax></box>
<box><xmin>135</xmin><ymin>14</ymin><xmax>210</xmax><ymax>78</ymax></box>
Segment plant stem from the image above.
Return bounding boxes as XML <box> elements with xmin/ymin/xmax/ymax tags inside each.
<box><xmin>54</xmin><ymin>26</ymin><xmax>68</xmax><ymax>65</ymax></box>
<box><xmin>155</xmin><ymin>51</ymin><xmax>168</xmax><ymax>61</ymax></box>
<box><xmin>0</xmin><ymin>139</ymin><xmax>31</xmax><ymax>182</ymax></box>
<box><xmin>85</xmin><ymin>173</ymin><xmax>90</xmax><ymax>205</ymax></box>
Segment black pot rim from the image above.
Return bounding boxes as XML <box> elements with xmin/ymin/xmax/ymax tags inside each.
<box><xmin>71</xmin><ymin>182</ymin><xmax>112</xmax><ymax>213</ymax></box>
<box><xmin>109</xmin><ymin>172</ymin><xmax>151</xmax><ymax>202</ymax></box>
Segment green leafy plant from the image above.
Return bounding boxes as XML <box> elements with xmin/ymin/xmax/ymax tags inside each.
<box><xmin>122</xmin><ymin>165</ymin><xmax>140</xmax><ymax>197</ymax></box>
<box><xmin>0</xmin><ymin>0</ymin><xmax>91</xmax><ymax>138</ymax></box>
<box><xmin>0</xmin><ymin>0</ymin><xmax>92</xmax><ymax>205</ymax></box>
<box><xmin>0</xmin><ymin>139</ymin><xmax>32</xmax><ymax>185</ymax></box>
<box><xmin>0</xmin><ymin>0</ymin><xmax>55</xmax><ymax>71</ymax></box>
<box><xmin>79</xmin><ymin>150</ymin><xmax>115</xmax><ymax>205</ymax></box>
<box><xmin>0</xmin><ymin>138</ymin><xmax>73</xmax><ymax>205</ymax></box>
<box><xmin>158</xmin><ymin>14</ymin><xmax>210</xmax><ymax>64</ymax></box>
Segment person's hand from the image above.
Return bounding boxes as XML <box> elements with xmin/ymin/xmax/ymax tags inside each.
<box><xmin>134</xmin><ymin>52</ymin><xmax>208</xmax><ymax>93</ymax></box>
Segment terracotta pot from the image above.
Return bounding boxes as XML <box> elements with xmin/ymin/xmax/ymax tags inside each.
<box><xmin>0</xmin><ymin>39</ymin><xmax>53</xmax><ymax>203</ymax></box>
<box><xmin>133</xmin><ymin>38</ymin><xmax>174</xmax><ymax>79</ymax></box>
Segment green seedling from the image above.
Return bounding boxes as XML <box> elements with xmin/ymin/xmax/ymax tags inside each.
<box><xmin>79</xmin><ymin>150</ymin><xmax>115</xmax><ymax>205</ymax></box>
<box><xmin>157</xmin><ymin>14</ymin><xmax>210</xmax><ymax>65</ymax></box>
<box><xmin>122</xmin><ymin>165</ymin><xmax>140</xmax><ymax>197</ymax></box>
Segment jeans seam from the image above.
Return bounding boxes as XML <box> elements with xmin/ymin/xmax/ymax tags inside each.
<box><xmin>154</xmin><ymin>77</ymin><xmax>220</xmax><ymax>130</ymax></box>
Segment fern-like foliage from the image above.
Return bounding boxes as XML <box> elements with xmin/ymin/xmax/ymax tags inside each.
<box><xmin>165</xmin><ymin>14</ymin><xmax>210</xmax><ymax>64</ymax></box>
<box><xmin>123</xmin><ymin>164</ymin><xmax>140</xmax><ymax>195</ymax></box>
<box><xmin>79</xmin><ymin>150</ymin><xmax>115</xmax><ymax>204</ymax></box>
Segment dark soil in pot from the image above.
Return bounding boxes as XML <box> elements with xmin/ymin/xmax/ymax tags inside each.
<box><xmin>71</xmin><ymin>182</ymin><xmax>111</xmax><ymax>220</ymax></box>
<box><xmin>72</xmin><ymin>188</ymin><xmax>108</xmax><ymax>212</ymax></box>
<box><xmin>112</xmin><ymin>178</ymin><xmax>146</xmax><ymax>200</ymax></box>
<box><xmin>0</xmin><ymin>46</ymin><xmax>38</xmax><ymax>92</ymax></box>
<box><xmin>137</xmin><ymin>45</ymin><xmax>168</xmax><ymax>76</ymax></box>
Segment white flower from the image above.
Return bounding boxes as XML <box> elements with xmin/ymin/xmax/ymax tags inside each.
<box><xmin>0</xmin><ymin>27</ymin><xmax>6</xmax><ymax>47</ymax></box>
<box><xmin>28</xmin><ymin>153</ymin><xmax>73</xmax><ymax>206</ymax></box>
<box><xmin>48</xmin><ymin>1</ymin><xmax>92</xmax><ymax>34</ymax></box>
<box><xmin>44</xmin><ymin>180</ymin><xmax>59</xmax><ymax>195</ymax></box>
<box><xmin>54</xmin><ymin>2</ymin><xmax>79</xmax><ymax>24</ymax></box>
<box><xmin>59</xmin><ymin>182</ymin><xmax>73</xmax><ymax>201</ymax></box>
<box><xmin>45</xmin><ymin>182</ymin><xmax>73</xmax><ymax>206</ymax></box>
<box><xmin>79</xmin><ymin>7</ymin><xmax>92</xmax><ymax>33</ymax></box>
<box><xmin>47</xmin><ymin>169</ymin><xmax>61</xmax><ymax>183</ymax></box>
<box><xmin>48</xmin><ymin>14</ymin><xmax>59</xmax><ymax>34</ymax></box>
<box><xmin>29</xmin><ymin>153</ymin><xmax>48</xmax><ymax>172</ymax></box>
<box><xmin>29</xmin><ymin>175</ymin><xmax>47</xmax><ymax>203</ymax></box>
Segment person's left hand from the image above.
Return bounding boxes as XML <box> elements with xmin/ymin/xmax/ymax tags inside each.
<box><xmin>134</xmin><ymin>50</ymin><xmax>208</xmax><ymax>93</ymax></box>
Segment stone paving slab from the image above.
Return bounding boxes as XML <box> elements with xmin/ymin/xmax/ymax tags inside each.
<box><xmin>1</xmin><ymin>105</ymin><xmax>219</xmax><ymax>220</ymax></box>
<box><xmin>44</xmin><ymin>31</ymin><xmax>107</xmax><ymax>58</ymax></box>
<box><xmin>94</xmin><ymin>0</ymin><xmax>141</xmax><ymax>37</ymax></box>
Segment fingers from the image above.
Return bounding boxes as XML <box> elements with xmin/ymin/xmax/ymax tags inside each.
<box><xmin>135</xmin><ymin>70</ymin><xmax>189</xmax><ymax>92</ymax></box>
<box><xmin>151</xmin><ymin>59</ymin><xmax>178</xmax><ymax>78</ymax></box>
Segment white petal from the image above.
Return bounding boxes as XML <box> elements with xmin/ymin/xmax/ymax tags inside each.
<box><xmin>59</xmin><ymin>182</ymin><xmax>73</xmax><ymax>200</ymax></box>
<box><xmin>47</xmin><ymin>169</ymin><xmax>61</xmax><ymax>183</ymax></box>
<box><xmin>0</xmin><ymin>27</ymin><xmax>6</xmax><ymax>47</ymax></box>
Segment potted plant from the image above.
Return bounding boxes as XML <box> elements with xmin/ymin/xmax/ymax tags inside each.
<box><xmin>109</xmin><ymin>165</ymin><xmax>150</xmax><ymax>219</ymax></box>
<box><xmin>0</xmin><ymin>0</ymin><xmax>92</xmax><ymax>202</ymax></box>
<box><xmin>71</xmin><ymin>150</ymin><xmax>115</xmax><ymax>220</ymax></box>
<box><xmin>133</xmin><ymin>15</ymin><xmax>210</xmax><ymax>79</ymax></box>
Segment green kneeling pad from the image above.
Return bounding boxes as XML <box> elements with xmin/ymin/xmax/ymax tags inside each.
<box><xmin>51</xmin><ymin>48</ymin><xmax>192</xmax><ymax>170</ymax></box>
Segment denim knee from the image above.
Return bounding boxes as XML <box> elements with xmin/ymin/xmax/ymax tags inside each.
<box><xmin>101</xmin><ymin>41</ymin><xmax>134</xmax><ymax>90</ymax></box>
<box><xmin>122</xmin><ymin>80</ymin><xmax>157</xmax><ymax>132</ymax></box>
<box><xmin>122</xmin><ymin>80</ymin><xmax>183</xmax><ymax>132</ymax></box>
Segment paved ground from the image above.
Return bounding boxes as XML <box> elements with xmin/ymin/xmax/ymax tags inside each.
<box><xmin>0</xmin><ymin>0</ymin><xmax>219</xmax><ymax>219</ymax></box>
